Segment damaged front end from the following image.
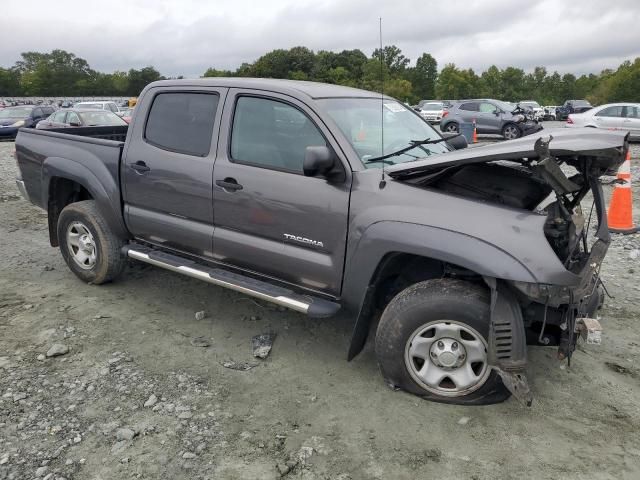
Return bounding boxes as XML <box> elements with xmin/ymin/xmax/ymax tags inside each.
<box><xmin>388</xmin><ymin>129</ymin><xmax>629</xmax><ymax>405</ymax></box>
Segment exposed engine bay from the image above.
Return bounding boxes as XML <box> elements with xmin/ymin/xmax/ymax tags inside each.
<box><xmin>396</xmin><ymin>134</ymin><xmax>628</xmax><ymax>362</ymax></box>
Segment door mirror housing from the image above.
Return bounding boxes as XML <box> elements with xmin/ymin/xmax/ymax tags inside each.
<box><xmin>442</xmin><ymin>132</ymin><xmax>468</xmax><ymax>150</ymax></box>
<box><xmin>69</xmin><ymin>121</ymin><xmax>81</xmax><ymax>127</ymax></box>
<box><xmin>304</xmin><ymin>146</ymin><xmax>343</xmax><ymax>181</ymax></box>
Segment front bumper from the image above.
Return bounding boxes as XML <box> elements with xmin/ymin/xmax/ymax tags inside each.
<box><xmin>521</xmin><ymin>122</ymin><xmax>543</xmax><ymax>137</ymax></box>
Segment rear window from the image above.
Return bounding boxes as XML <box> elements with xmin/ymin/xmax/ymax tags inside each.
<box><xmin>77</xmin><ymin>103</ymin><xmax>104</xmax><ymax>110</ymax></box>
<box><xmin>145</xmin><ymin>92</ymin><xmax>219</xmax><ymax>157</ymax></box>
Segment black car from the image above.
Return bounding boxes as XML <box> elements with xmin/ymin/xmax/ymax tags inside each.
<box><xmin>556</xmin><ymin>100</ymin><xmax>593</xmax><ymax>121</ymax></box>
<box><xmin>0</xmin><ymin>105</ymin><xmax>55</xmax><ymax>139</ymax></box>
<box><xmin>36</xmin><ymin>109</ymin><xmax>128</xmax><ymax>130</ymax></box>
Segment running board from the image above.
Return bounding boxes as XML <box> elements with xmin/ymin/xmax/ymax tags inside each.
<box><xmin>122</xmin><ymin>245</ymin><xmax>340</xmax><ymax>318</ymax></box>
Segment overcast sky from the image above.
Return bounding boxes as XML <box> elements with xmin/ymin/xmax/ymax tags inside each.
<box><xmin>2</xmin><ymin>0</ymin><xmax>639</xmax><ymax>77</ymax></box>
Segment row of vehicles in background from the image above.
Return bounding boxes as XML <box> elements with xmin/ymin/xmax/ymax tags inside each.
<box><xmin>0</xmin><ymin>101</ymin><xmax>134</xmax><ymax>139</ymax></box>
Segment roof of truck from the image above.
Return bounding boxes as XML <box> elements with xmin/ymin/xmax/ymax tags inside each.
<box><xmin>146</xmin><ymin>78</ymin><xmax>384</xmax><ymax>100</ymax></box>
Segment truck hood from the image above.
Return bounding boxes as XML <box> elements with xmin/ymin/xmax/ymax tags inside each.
<box><xmin>387</xmin><ymin>128</ymin><xmax>628</xmax><ymax>178</ymax></box>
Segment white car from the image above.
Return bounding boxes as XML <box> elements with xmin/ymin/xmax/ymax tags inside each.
<box><xmin>74</xmin><ymin>101</ymin><xmax>121</xmax><ymax>114</ymax></box>
<box><xmin>518</xmin><ymin>101</ymin><xmax>544</xmax><ymax>121</ymax></box>
<box><xmin>566</xmin><ymin>103</ymin><xmax>640</xmax><ymax>140</ymax></box>
<box><xmin>418</xmin><ymin>102</ymin><xmax>447</xmax><ymax>124</ymax></box>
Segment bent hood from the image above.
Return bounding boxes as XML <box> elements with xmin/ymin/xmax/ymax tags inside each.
<box><xmin>387</xmin><ymin>128</ymin><xmax>628</xmax><ymax>178</ymax></box>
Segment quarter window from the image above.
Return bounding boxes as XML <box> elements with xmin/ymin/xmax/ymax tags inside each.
<box><xmin>230</xmin><ymin>96</ymin><xmax>326</xmax><ymax>173</ymax></box>
<box><xmin>67</xmin><ymin>112</ymin><xmax>80</xmax><ymax>125</ymax></box>
<box><xmin>145</xmin><ymin>92</ymin><xmax>219</xmax><ymax>157</ymax></box>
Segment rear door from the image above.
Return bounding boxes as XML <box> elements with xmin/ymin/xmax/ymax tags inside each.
<box><xmin>122</xmin><ymin>87</ymin><xmax>226</xmax><ymax>258</ymax></box>
<box><xmin>593</xmin><ymin>105</ymin><xmax>624</xmax><ymax>129</ymax></box>
<box><xmin>211</xmin><ymin>89</ymin><xmax>352</xmax><ymax>296</ymax></box>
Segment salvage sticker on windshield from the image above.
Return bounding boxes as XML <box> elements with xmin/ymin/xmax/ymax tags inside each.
<box><xmin>384</xmin><ymin>102</ymin><xmax>406</xmax><ymax>113</ymax></box>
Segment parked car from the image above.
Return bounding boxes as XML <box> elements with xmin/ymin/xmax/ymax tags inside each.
<box><xmin>74</xmin><ymin>101</ymin><xmax>121</xmax><ymax>113</ymax></box>
<box><xmin>418</xmin><ymin>101</ymin><xmax>448</xmax><ymax>124</ymax></box>
<box><xmin>566</xmin><ymin>103</ymin><xmax>640</xmax><ymax>140</ymax></box>
<box><xmin>518</xmin><ymin>101</ymin><xmax>544</xmax><ymax>120</ymax></box>
<box><xmin>0</xmin><ymin>105</ymin><xmax>55</xmax><ymax>139</ymax></box>
<box><xmin>542</xmin><ymin>106</ymin><xmax>558</xmax><ymax>121</ymax></box>
<box><xmin>556</xmin><ymin>100</ymin><xmax>593</xmax><ymax>121</ymax></box>
<box><xmin>14</xmin><ymin>78</ymin><xmax>625</xmax><ymax>405</ymax></box>
<box><xmin>440</xmin><ymin>99</ymin><xmax>543</xmax><ymax>140</ymax></box>
<box><xmin>36</xmin><ymin>109</ymin><xmax>128</xmax><ymax>130</ymax></box>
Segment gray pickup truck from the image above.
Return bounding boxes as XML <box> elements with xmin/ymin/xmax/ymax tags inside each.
<box><xmin>15</xmin><ymin>78</ymin><xmax>628</xmax><ymax>405</ymax></box>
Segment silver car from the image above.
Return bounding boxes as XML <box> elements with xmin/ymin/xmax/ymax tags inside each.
<box><xmin>566</xmin><ymin>103</ymin><xmax>640</xmax><ymax>140</ymax></box>
<box><xmin>418</xmin><ymin>101</ymin><xmax>447</xmax><ymax>124</ymax></box>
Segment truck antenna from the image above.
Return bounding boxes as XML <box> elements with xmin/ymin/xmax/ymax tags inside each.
<box><xmin>378</xmin><ymin>17</ymin><xmax>387</xmax><ymax>189</ymax></box>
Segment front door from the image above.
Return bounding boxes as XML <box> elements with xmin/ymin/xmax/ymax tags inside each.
<box><xmin>212</xmin><ymin>90</ymin><xmax>352</xmax><ymax>296</ymax></box>
<box><xmin>122</xmin><ymin>87</ymin><xmax>226</xmax><ymax>258</ymax></box>
<box><xmin>593</xmin><ymin>105</ymin><xmax>624</xmax><ymax>129</ymax></box>
<box><xmin>478</xmin><ymin>102</ymin><xmax>503</xmax><ymax>133</ymax></box>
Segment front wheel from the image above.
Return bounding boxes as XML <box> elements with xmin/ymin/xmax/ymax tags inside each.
<box><xmin>502</xmin><ymin>123</ymin><xmax>522</xmax><ymax>140</ymax></box>
<box><xmin>57</xmin><ymin>200</ymin><xmax>126</xmax><ymax>284</ymax></box>
<box><xmin>375</xmin><ymin>279</ymin><xmax>510</xmax><ymax>405</ymax></box>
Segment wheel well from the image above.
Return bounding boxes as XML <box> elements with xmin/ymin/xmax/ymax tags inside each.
<box><xmin>347</xmin><ymin>252</ymin><xmax>486</xmax><ymax>361</ymax></box>
<box><xmin>366</xmin><ymin>252</ymin><xmax>483</xmax><ymax>312</ymax></box>
<box><xmin>48</xmin><ymin>177</ymin><xmax>93</xmax><ymax>246</ymax></box>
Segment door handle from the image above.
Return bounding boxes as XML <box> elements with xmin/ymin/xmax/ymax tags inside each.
<box><xmin>130</xmin><ymin>161</ymin><xmax>150</xmax><ymax>173</ymax></box>
<box><xmin>216</xmin><ymin>178</ymin><xmax>243</xmax><ymax>191</ymax></box>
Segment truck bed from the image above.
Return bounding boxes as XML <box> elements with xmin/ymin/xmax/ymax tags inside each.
<box><xmin>15</xmin><ymin>126</ymin><xmax>127</xmax><ymax>210</ymax></box>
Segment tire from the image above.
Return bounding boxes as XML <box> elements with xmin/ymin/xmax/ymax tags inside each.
<box><xmin>443</xmin><ymin>122</ymin><xmax>459</xmax><ymax>134</ymax></box>
<box><xmin>501</xmin><ymin>123</ymin><xmax>522</xmax><ymax>140</ymax></box>
<box><xmin>57</xmin><ymin>200</ymin><xmax>126</xmax><ymax>284</ymax></box>
<box><xmin>375</xmin><ymin>279</ymin><xmax>510</xmax><ymax>405</ymax></box>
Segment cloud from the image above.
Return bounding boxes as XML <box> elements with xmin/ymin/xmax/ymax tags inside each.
<box><xmin>0</xmin><ymin>0</ymin><xmax>639</xmax><ymax>77</ymax></box>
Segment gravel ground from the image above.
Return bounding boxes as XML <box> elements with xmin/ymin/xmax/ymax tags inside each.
<box><xmin>1</xmin><ymin>127</ymin><xmax>640</xmax><ymax>480</ymax></box>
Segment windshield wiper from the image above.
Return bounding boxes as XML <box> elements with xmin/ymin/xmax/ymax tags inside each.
<box><xmin>364</xmin><ymin>135</ymin><xmax>459</xmax><ymax>164</ymax></box>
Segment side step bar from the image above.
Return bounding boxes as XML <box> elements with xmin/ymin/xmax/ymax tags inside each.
<box><xmin>122</xmin><ymin>245</ymin><xmax>340</xmax><ymax>318</ymax></box>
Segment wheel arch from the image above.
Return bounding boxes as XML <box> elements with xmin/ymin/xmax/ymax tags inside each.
<box><xmin>343</xmin><ymin>221</ymin><xmax>537</xmax><ymax>360</ymax></box>
<box><xmin>43</xmin><ymin>157</ymin><xmax>129</xmax><ymax>246</ymax></box>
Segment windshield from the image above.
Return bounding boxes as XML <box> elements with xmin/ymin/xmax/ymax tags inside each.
<box><xmin>494</xmin><ymin>100</ymin><xmax>516</xmax><ymax>112</ymax></box>
<box><xmin>318</xmin><ymin>98</ymin><xmax>449</xmax><ymax>167</ymax></box>
<box><xmin>0</xmin><ymin>107</ymin><xmax>32</xmax><ymax>118</ymax></box>
<box><xmin>422</xmin><ymin>103</ymin><xmax>443</xmax><ymax>111</ymax></box>
<box><xmin>76</xmin><ymin>103</ymin><xmax>104</xmax><ymax>110</ymax></box>
<box><xmin>78</xmin><ymin>111</ymin><xmax>127</xmax><ymax>126</ymax></box>
<box><xmin>520</xmin><ymin>101</ymin><xmax>541</xmax><ymax>108</ymax></box>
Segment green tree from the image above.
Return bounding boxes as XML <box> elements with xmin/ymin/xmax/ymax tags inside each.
<box><xmin>409</xmin><ymin>53</ymin><xmax>438</xmax><ymax>100</ymax></box>
<box><xmin>127</xmin><ymin>66</ymin><xmax>164</xmax><ymax>96</ymax></box>
<box><xmin>372</xmin><ymin>45</ymin><xmax>409</xmax><ymax>74</ymax></box>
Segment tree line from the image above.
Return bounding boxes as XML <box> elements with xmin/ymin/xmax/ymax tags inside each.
<box><xmin>1</xmin><ymin>47</ymin><xmax>639</xmax><ymax>105</ymax></box>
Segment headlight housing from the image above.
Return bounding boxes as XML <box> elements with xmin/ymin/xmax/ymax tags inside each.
<box><xmin>11</xmin><ymin>120</ymin><xmax>25</xmax><ymax>127</ymax></box>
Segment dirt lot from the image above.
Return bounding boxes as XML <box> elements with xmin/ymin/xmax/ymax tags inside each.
<box><xmin>1</xmin><ymin>128</ymin><xmax>640</xmax><ymax>480</ymax></box>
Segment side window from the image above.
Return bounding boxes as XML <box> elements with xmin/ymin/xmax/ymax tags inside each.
<box><xmin>459</xmin><ymin>102</ymin><xmax>479</xmax><ymax>112</ymax></box>
<box><xmin>479</xmin><ymin>102</ymin><xmax>497</xmax><ymax>113</ymax></box>
<box><xmin>145</xmin><ymin>92</ymin><xmax>219</xmax><ymax>157</ymax></box>
<box><xmin>67</xmin><ymin>112</ymin><xmax>80</xmax><ymax>125</ymax></box>
<box><xmin>596</xmin><ymin>106</ymin><xmax>623</xmax><ymax>117</ymax></box>
<box><xmin>53</xmin><ymin>111</ymin><xmax>66</xmax><ymax>123</ymax></box>
<box><xmin>230</xmin><ymin>96</ymin><xmax>326</xmax><ymax>173</ymax></box>
<box><xmin>108</xmin><ymin>103</ymin><xmax>117</xmax><ymax>112</ymax></box>
<box><xmin>32</xmin><ymin>108</ymin><xmax>43</xmax><ymax>118</ymax></box>
<box><xmin>624</xmin><ymin>106</ymin><xmax>639</xmax><ymax>119</ymax></box>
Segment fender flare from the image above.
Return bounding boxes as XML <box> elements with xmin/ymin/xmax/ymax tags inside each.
<box><xmin>42</xmin><ymin>156</ymin><xmax>129</xmax><ymax>240</ymax></box>
<box><xmin>343</xmin><ymin>221</ymin><xmax>538</xmax><ymax>360</ymax></box>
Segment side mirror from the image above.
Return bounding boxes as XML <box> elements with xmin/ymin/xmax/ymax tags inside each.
<box><xmin>69</xmin><ymin>121</ymin><xmax>81</xmax><ymax>127</ymax></box>
<box><xmin>442</xmin><ymin>132</ymin><xmax>468</xmax><ymax>150</ymax></box>
<box><xmin>304</xmin><ymin>146</ymin><xmax>337</xmax><ymax>178</ymax></box>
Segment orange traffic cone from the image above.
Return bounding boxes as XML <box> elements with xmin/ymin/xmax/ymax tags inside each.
<box><xmin>608</xmin><ymin>150</ymin><xmax>639</xmax><ymax>234</ymax></box>
<box><xmin>472</xmin><ymin>121</ymin><xmax>478</xmax><ymax>144</ymax></box>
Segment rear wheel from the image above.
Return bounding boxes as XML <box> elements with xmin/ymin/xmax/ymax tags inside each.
<box><xmin>502</xmin><ymin>123</ymin><xmax>522</xmax><ymax>140</ymax></box>
<box><xmin>375</xmin><ymin>279</ymin><xmax>510</xmax><ymax>405</ymax></box>
<box><xmin>443</xmin><ymin>122</ymin><xmax>459</xmax><ymax>134</ymax></box>
<box><xmin>57</xmin><ymin>200</ymin><xmax>125</xmax><ymax>284</ymax></box>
